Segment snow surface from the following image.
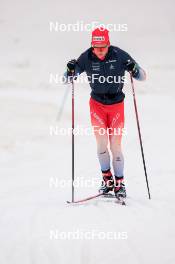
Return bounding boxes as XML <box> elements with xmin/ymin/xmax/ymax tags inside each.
<box><xmin>0</xmin><ymin>0</ymin><xmax>175</xmax><ymax>263</ymax></box>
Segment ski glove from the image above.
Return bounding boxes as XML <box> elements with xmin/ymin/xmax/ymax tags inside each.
<box><xmin>126</xmin><ymin>60</ymin><xmax>139</xmax><ymax>78</ymax></box>
<box><xmin>67</xmin><ymin>59</ymin><xmax>77</xmax><ymax>76</ymax></box>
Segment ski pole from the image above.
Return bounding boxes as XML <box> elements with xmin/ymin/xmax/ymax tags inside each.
<box><xmin>71</xmin><ymin>78</ymin><xmax>75</xmax><ymax>202</ymax></box>
<box><xmin>130</xmin><ymin>74</ymin><xmax>151</xmax><ymax>199</ymax></box>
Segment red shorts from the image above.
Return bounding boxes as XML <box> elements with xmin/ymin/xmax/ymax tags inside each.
<box><xmin>89</xmin><ymin>97</ymin><xmax>124</xmax><ymax>140</ymax></box>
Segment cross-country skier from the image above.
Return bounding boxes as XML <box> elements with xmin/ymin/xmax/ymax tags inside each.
<box><xmin>64</xmin><ymin>27</ymin><xmax>146</xmax><ymax>199</ymax></box>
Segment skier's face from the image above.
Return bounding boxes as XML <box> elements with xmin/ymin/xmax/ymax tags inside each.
<box><xmin>92</xmin><ymin>44</ymin><xmax>109</xmax><ymax>60</ymax></box>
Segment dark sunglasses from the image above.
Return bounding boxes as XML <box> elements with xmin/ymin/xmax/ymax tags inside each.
<box><xmin>92</xmin><ymin>45</ymin><xmax>108</xmax><ymax>49</ymax></box>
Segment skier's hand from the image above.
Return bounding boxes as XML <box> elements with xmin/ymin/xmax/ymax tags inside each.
<box><xmin>126</xmin><ymin>60</ymin><xmax>139</xmax><ymax>77</ymax></box>
<box><xmin>67</xmin><ymin>59</ymin><xmax>77</xmax><ymax>76</ymax></box>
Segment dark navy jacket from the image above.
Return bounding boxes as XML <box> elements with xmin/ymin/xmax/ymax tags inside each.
<box><xmin>66</xmin><ymin>46</ymin><xmax>145</xmax><ymax>105</ymax></box>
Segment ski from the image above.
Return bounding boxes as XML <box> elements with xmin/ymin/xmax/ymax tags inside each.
<box><xmin>99</xmin><ymin>194</ymin><xmax>126</xmax><ymax>205</ymax></box>
<box><xmin>115</xmin><ymin>197</ymin><xmax>126</xmax><ymax>206</ymax></box>
<box><xmin>67</xmin><ymin>193</ymin><xmax>103</xmax><ymax>204</ymax></box>
<box><xmin>67</xmin><ymin>193</ymin><xmax>126</xmax><ymax>205</ymax></box>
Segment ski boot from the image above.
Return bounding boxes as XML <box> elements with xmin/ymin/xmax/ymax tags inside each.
<box><xmin>114</xmin><ymin>177</ymin><xmax>126</xmax><ymax>198</ymax></box>
<box><xmin>99</xmin><ymin>170</ymin><xmax>114</xmax><ymax>194</ymax></box>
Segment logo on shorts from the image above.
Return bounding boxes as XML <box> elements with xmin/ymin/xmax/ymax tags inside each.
<box><xmin>111</xmin><ymin>113</ymin><xmax>120</xmax><ymax>127</ymax></box>
<box><xmin>91</xmin><ymin>111</ymin><xmax>104</xmax><ymax>125</ymax></box>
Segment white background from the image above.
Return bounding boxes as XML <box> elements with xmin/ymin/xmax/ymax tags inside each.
<box><xmin>0</xmin><ymin>0</ymin><xmax>175</xmax><ymax>263</ymax></box>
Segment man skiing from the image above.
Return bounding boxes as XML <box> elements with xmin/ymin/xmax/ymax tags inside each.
<box><xmin>65</xmin><ymin>27</ymin><xmax>146</xmax><ymax>199</ymax></box>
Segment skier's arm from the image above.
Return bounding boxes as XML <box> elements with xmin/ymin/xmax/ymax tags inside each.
<box><xmin>122</xmin><ymin>51</ymin><xmax>146</xmax><ymax>81</ymax></box>
<box><xmin>63</xmin><ymin>54</ymin><xmax>85</xmax><ymax>84</ymax></box>
<box><xmin>125</xmin><ymin>60</ymin><xmax>146</xmax><ymax>81</ymax></box>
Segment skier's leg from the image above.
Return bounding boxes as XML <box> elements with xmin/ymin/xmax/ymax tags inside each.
<box><xmin>95</xmin><ymin>133</ymin><xmax>111</xmax><ymax>172</ymax></box>
<box><xmin>107</xmin><ymin>101</ymin><xmax>126</xmax><ymax>198</ymax></box>
<box><xmin>109</xmin><ymin>135</ymin><xmax>124</xmax><ymax>177</ymax></box>
<box><xmin>110</xmin><ymin>135</ymin><xmax>126</xmax><ymax>197</ymax></box>
<box><xmin>107</xmin><ymin>100</ymin><xmax>125</xmax><ymax>177</ymax></box>
<box><xmin>89</xmin><ymin>97</ymin><xmax>110</xmax><ymax>172</ymax></box>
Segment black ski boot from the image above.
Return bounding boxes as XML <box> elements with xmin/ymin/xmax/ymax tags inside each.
<box><xmin>114</xmin><ymin>177</ymin><xmax>126</xmax><ymax>198</ymax></box>
<box><xmin>99</xmin><ymin>170</ymin><xmax>114</xmax><ymax>194</ymax></box>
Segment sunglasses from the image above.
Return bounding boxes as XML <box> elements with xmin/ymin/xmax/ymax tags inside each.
<box><xmin>92</xmin><ymin>45</ymin><xmax>108</xmax><ymax>49</ymax></box>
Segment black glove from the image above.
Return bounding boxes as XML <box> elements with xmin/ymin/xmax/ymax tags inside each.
<box><xmin>67</xmin><ymin>59</ymin><xmax>77</xmax><ymax>76</ymax></box>
<box><xmin>126</xmin><ymin>60</ymin><xmax>139</xmax><ymax>77</ymax></box>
